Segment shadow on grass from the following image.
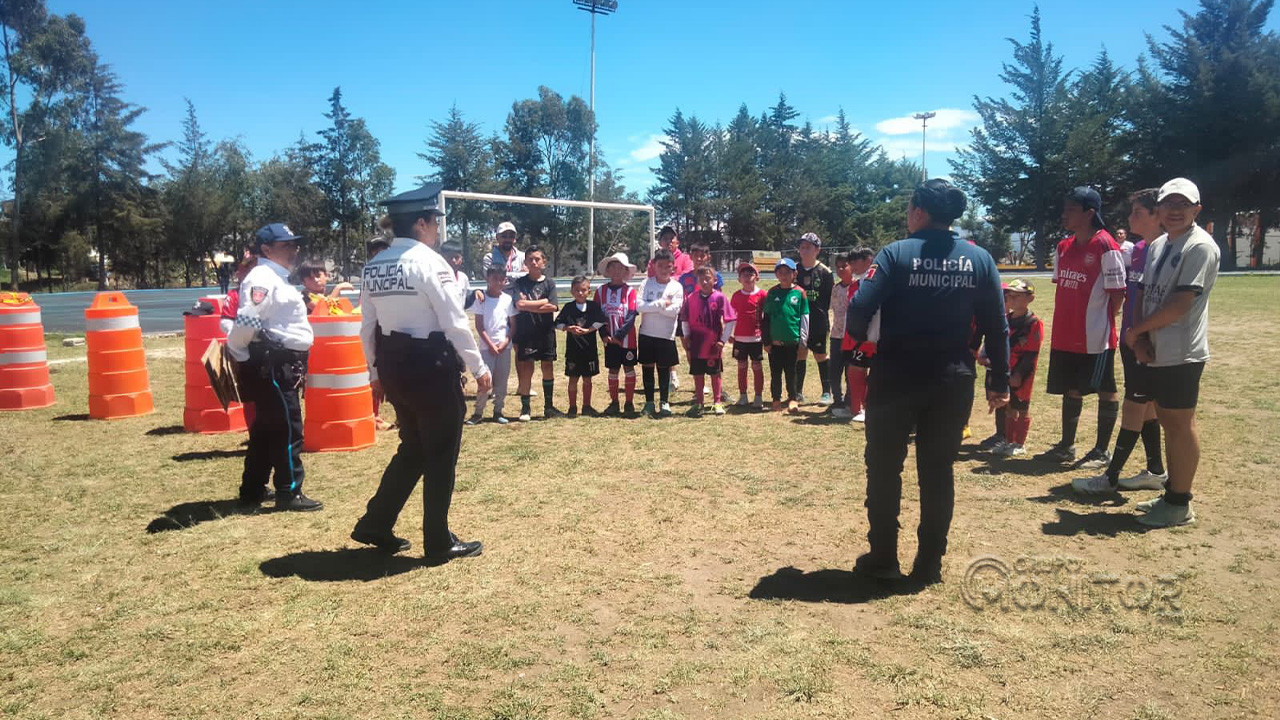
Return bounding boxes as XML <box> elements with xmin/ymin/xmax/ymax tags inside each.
<box><xmin>146</xmin><ymin>424</ymin><xmax>186</xmax><ymax>436</ymax></box>
<box><xmin>53</xmin><ymin>413</ymin><xmax>90</xmax><ymax>422</ymax></box>
<box><xmin>259</xmin><ymin>549</ymin><xmax>421</xmax><ymax>582</ymax></box>
<box><xmin>748</xmin><ymin>566</ymin><xmax>922</xmax><ymax>604</ymax></box>
<box><xmin>789</xmin><ymin>413</ymin><xmax>851</xmax><ymax>426</ymax></box>
<box><xmin>172</xmin><ymin>449</ymin><xmax>245</xmax><ymax>462</ymax></box>
<box><xmin>1041</xmin><ymin>508</ymin><xmax>1154</xmax><ymax>537</ymax></box>
<box><xmin>1027</xmin><ymin>483</ymin><xmax>1129</xmax><ymax>508</ymax></box>
<box><xmin>969</xmin><ymin>459</ymin><xmax>1077</xmax><ymax>478</ymax></box>
<box><xmin>146</xmin><ymin>499</ymin><xmax>254</xmax><ymax>533</ymax></box>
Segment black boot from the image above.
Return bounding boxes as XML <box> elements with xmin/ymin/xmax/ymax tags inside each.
<box><xmin>275</xmin><ymin>492</ymin><xmax>323</xmax><ymax>512</ymax></box>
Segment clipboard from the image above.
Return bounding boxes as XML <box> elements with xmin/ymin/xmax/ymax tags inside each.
<box><xmin>201</xmin><ymin>339</ymin><xmax>242</xmax><ymax>409</ymax></box>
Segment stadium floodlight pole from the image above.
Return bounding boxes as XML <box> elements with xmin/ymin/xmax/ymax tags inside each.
<box><xmin>913</xmin><ymin>111</ymin><xmax>935</xmax><ymax>181</ymax></box>
<box><xmin>573</xmin><ymin>0</ymin><xmax>618</xmax><ymax>274</ymax></box>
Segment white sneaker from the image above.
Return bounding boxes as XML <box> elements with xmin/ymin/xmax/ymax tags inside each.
<box><xmin>518</xmin><ymin>412</ymin><xmax>531</xmax><ymax>422</ymax></box>
<box><xmin>736</xmin><ymin>393</ymin><xmax>749</xmax><ymax>406</ymax></box>
<box><xmin>819</xmin><ymin>392</ymin><xmax>833</xmax><ymax>406</ymax></box>
<box><xmin>1072</xmin><ymin>473</ymin><xmax>1117</xmax><ymax>495</ymax></box>
<box><xmin>1118</xmin><ymin>469</ymin><xmax>1168</xmax><ymax>491</ymax></box>
<box><xmin>831</xmin><ymin>407</ymin><xmax>853</xmax><ymax>419</ymax></box>
<box><xmin>1137</xmin><ymin>498</ymin><xmax>1196</xmax><ymax>527</ymax></box>
<box><xmin>1007</xmin><ymin>444</ymin><xmax>1026</xmax><ymax>456</ymax></box>
<box><xmin>1135</xmin><ymin>495</ymin><xmax>1163</xmax><ymax>513</ymax></box>
<box><xmin>852</xmin><ymin>411</ymin><xmax>866</xmax><ymax>423</ymax></box>
<box><xmin>669</xmin><ymin>370</ymin><xmax>679</xmax><ymax>390</ymax></box>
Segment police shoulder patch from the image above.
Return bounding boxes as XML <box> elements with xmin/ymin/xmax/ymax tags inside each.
<box><xmin>438</xmin><ymin>271</ymin><xmax>454</xmax><ymax>285</ymax></box>
<box><xmin>250</xmin><ymin>286</ymin><xmax>268</xmax><ymax>305</ymax></box>
<box><xmin>865</xmin><ymin>264</ymin><xmax>878</xmax><ymax>280</ymax></box>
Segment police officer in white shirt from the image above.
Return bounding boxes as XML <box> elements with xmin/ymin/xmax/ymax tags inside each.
<box><xmin>351</xmin><ymin>184</ymin><xmax>493</xmax><ymax>560</ymax></box>
<box><xmin>226</xmin><ymin>223</ymin><xmax>322</xmax><ymax>512</ymax></box>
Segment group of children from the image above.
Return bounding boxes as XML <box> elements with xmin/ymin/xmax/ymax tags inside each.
<box><xmin>462</xmin><ymin>241</ymin><xmax>888</xmax><ymax>423</ymax></box>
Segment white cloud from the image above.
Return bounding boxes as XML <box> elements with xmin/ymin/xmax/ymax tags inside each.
<box><xmin>874</xmin><ymin>108</ymin><xmax>979</xmax><ymax>137</ymax></box>
<box><xmin>816</xmin><ymin>114</ymin><xmax>839</xmax><ymax>125</ymax></box>
<box><xmin>628</xmin><ymin>134</ymin><xmax>668</xmax><ymax>163</ymax></box>
<box><xmin>876</xmin><ymin>136</ymin><xmax>970</xmax><ymax>161</ymax></box>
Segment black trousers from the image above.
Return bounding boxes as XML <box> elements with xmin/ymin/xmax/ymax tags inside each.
<box><xmin>356</xmin><ymin>334</ymin><xmax>465</xmax><ymax>551</ymax></box>
<box><xmin>769</xmin><ymin>343</ymin><xmax>799</xmax><ymax>401</ymax></box>
<box><xmin>239</xmin><ymin>358</ymin><xmax>306</xmax><ymax>498</ymax></box>
<box><xmin>863</xmin><ymin>370</ymin><xmax>974</xmax><ymax>562</ymax></box>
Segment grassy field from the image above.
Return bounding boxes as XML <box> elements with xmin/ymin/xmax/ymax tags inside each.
<box><xmin>1</xmin><ymin>275</ymin><xmax>1277</xmax><ymax>720</ymax></box>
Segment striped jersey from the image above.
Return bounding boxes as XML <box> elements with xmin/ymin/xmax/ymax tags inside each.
<box><xmin>594</xmin><ymin>282</ymin><xmax>638</xmax><ymax>349</ymax></box>
<box><xmin>1051</xmin><ymin>230</ymin><xmax>1126</xmax><ymax>354</ymax></box>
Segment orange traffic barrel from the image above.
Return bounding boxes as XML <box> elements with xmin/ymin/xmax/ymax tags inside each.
<box><xmin>303</xmin><ymin>299</ymin><xmax>374</xmax><ymax>452</ymax></box>
<box><xmin>0</xmin><ymin>292</ymin><xmax>56</xmax><ymax>411</ymax></box>
<box><xmin>84</xmin><ymin>292</ymin><xmax>153</xmax><ymax>420</ymax></box>
<box><xmin>183</xmin><ymin>296</ymin><xmax>246</xmax><ymax>434</ymax></box>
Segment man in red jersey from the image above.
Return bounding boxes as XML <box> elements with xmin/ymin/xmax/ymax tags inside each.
<box><xmin>1036</xmin><ymin>187</ymin><xmax>1126</xmax><ymax>467</ymax></box>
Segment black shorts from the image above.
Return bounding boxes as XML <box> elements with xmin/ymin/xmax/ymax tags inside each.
<box><xmin>1046</xmin><ymin>349</ymin><xmax>1116</xmax><ymax>396</ymax></box>
<box><xmin>806</xmin><ymin>312</ymin><xmax>829</xmax><ymax>353</ymax></box>
<box><xmin>1150</xmin><ymin>362</ymin><xmax>1204</xmax><ymax>410</ymax></box>
<box><xmin>1009</xmin><ymin>394</ymin><xmax>1031</xmax><ymax>412</ymax></box>
<box><xmin>638</xmin><ymin>335</ymin><xmax>679</xmax><ymax>368</ymax></box>
<box><xmin>732</xmin><ymin>340</ymin><xmax>763</xmax><ymax>362</ymax></box>
<box><xmin>844</xmin><ymin>343</ymin><xmax>875</xmax><ymax>368</ymax></box>
<box><xmin>564</xmin><ymin>347</ymin><xmax>600</xmax><ymax>378</ymax></box>
<box><xmin>689</xmin><ymin>356</ymin><xmax>723</xmax><ymax>376</ymax></box>
<box><xmin>604</xmin><ymin>343</ymin><xmax>638</xmax><ymax>370</ymax></box>
<box><xmin>1119</xmin><ymin>345</ymin><xmax>1153</xmax><ymax>403</ymax></box>
<box><xmin>516</xmin><ymin>332</ymin><xmax>557</xmax><ymax>362</ymax></box>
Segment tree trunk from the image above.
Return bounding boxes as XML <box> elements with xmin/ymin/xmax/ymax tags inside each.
<box><xmin>8</xmin><ymin>149</ymin><xmax>22</xmax><ymax>291</ymax></box>
<box><xmin>1208</xmin><ymin>207</ymin><xmax>1237</xmax><ymax>271</ymax></box>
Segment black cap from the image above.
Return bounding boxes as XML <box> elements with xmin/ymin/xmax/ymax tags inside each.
<box><xmin>379</xmin><ymin>182</ymin><xmax>446</xmax><ymax>217</ymax></box>
<box><xmin>255</xmin><ymin>223</ymin><xmax>304</xmax><ymax>245</ymax></box>
<box><xmin>1068</xmin><ymin>186</ymin><xmax>1107</xmax><ymax>229</ymax></box>
<box><xmin>658</xmin><ymin>224</ymin><xmax>676</xmax><ymax>237</ymax></box>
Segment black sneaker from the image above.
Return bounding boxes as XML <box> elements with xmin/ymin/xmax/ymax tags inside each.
<box><xmin>977</xmin><ymin>433</ymin><xmax>1007</xmax><ymax>451</ymax></box>
<box><xmin>351</xmin><ymin>529</ymin><xmax>411</xmax><ymax>553</ymax></box>
<box><xmin>1073</xmin><ymin>447</ymin><xmax>1111</xmax><ymax>470</ymax></box>
<box><xmin>544</xmin><ymin>406</ymin><xmax>565</xmax><ymax>419</ymax></box>
<box><xmin>624</xmin><ymin>401</ymin><xmax>636</xmax><ymax>417</ymax></box>
<box><xmin>275</xmin><ymin>492</ymin><xmax>324</xmax><ymax>512</ymax></box>
<box><xmin>1034</xmin><ymin>442</ymin><xmax>1077</xmax><ymax>465</ymax></box>
<box><xmin>602</xmin><ymin>400</ymin><xmax>621</xmax><ymax>417</ymax></box>
<box><xmin>583</xmin><ymin>405</ymin><xmax>599</xmax><ymax>417</ymax></box>
<box><xmin>567</xmin><ymin>406</ymin><xmax>579</xmax><ymax>419</ymax></box>
<box><xmin>854</xmin><ymin>552</ymin><xmax>903</xmax><ymax>581</ymax></box>
<box><xmin>424</xmin><ymin>537</ymin><xmax>483</xmax><ymax>562</ymax></box>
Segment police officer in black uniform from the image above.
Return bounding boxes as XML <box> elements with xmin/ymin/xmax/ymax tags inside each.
<box><xmin>847</xmin><ymin>180</ymin><xmax>1009</xmax><ymax>585</ymax></box>
<box><xmin>351</xmin><ymin>184</ymin><xmax>493</xmax><ymax>559</ymax></box>
<box><xmin>227</xmin><ymin>223</ymin><xmax>323</xmax><ymax>512</ymax></box>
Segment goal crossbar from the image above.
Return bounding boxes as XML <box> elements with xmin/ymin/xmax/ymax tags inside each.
<box><xmin>438</xmin><ymin>190</ymin><xmax>656</xmax><ymax>271</ymax></box>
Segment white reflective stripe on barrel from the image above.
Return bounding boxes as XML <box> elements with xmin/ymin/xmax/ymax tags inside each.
<box><xmin>0</xmin><ymin>310</ymin><xmax>41</xmax><ymax>326</ymax></box>
<box><xmin>0</xmin><ymin>349</ymin><xmax>47</xmax><ymax>365</ymax></box>
<box><xmin>85</xmin><ymin>315</ymin><xmax>140</xmax><ymax>332</ymax></box>
<box><xmin>309</xmin><ymin>320</ymin><xmax>362</xmax><ymax>337</ymax></box>
<box><xmin>306</xmin><ymin>371</ymin><xmax>370</xmax><ymax>390</ymax></box>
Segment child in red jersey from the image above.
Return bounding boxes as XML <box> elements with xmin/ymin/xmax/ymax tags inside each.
<box><xmin>979</xmin><ymin>280</ymin><xmax>1043</xmax><ymax>456</ymax></box>
<box><xmin>841</xmin><ymin>247</ymin><xmax>877</xmax><ymax>422</ymax></box>
<box><xmin>730</xmin><ymin>263</ymin><xmax>767</xmax><ymax>409</ymax></box>
<box><xmin>680</xmin><ymin>266</ymin><xmax>737</xmax><ymax>416</ymax></box>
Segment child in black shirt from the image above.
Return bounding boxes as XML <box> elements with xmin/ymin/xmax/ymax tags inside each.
<box><xmin>555</xmin><ymin>276</ymin><xmax>608</xmax><ymax>417</ymax></box>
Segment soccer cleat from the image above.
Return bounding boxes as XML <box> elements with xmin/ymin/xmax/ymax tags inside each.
<box><xmin>853</xmin><ymin>411</ymin><xmax>866</xmax><ymax>423</ymax></box>
<box><xmin>602</xmin><ymin>400</ymin><xmax>620</xmax><ymax>417</ymax></box>
<box><xmin>518</xmin><ymin>411</ymin><xmax>531</xmax><ymax>422</ymax></box>
<box><xmin>544</xmin><ymin>406</ymin><xmax>565</xmax><ymax>419</ymax></box>
<box><xmin>962</xmin><ymin>425</ymin><xmax>972</xmax><ymax>440</ymax></box>
<box><xmin>831</xmin><ymin>407</ymin><xmax>853</xmax><ymax>419</ymax></box>
<box><xmin>1074</xmin><ymin>448</ymin><xmax>1111</xmax><ymax>470</ymax></box>
<box><xmin>1118</xmin><ymin>469</ymin><xmax>1168</xmax><ymax>491</ymax></box>
<box><xmin>1135</xmin><ymin>496</ymin><xmax>1163</xmax><ymax>513</ymax></box>
<box><xmin>819</xmin><ymin>392</ymin><xmax>834</xmax><ymax>406</ymax></box>
<box><xmin>464</xmin><ymin>415</ymin><xmax>482</xmax><ymax>426</ymax></box>
<box><xmin>712</xmin><ymin>403</ymin><xmax>726</xmax><ymax>416</ymax></box>
<box><xmin>566</xmin><ymin>406</ymin><xmax>578</xmax><ymax>419</ymax></box>
<box><xmin>492</xmin><ymin>414</ymin><xmax>510</xmax><ymax>425</ymax></box>
<box><xmin>1137</xmin><ymin>499</ymin><xmax>1196</xmax><ymax>527</ymax></box>
<box><xmin>978</xmin><ymin>433</ymin><xmax>1007</xmax><ymax>451</ymax></box>
<box><xmin>583</xmin><ymin>405</ymin><xmax>599</xmax><ymax>417</ymax></box>
<box><xmin>641</xmin><ymin>401</ymin><xmax>656</xmax><ymax>417</ymax></box>
<box><xmin>1006</xmin><ymin>444</ymin><xmax>1026</xmax><ymax>456</ymax></box>
<box><xmin>659</xmin><ymin>402</ymin><xmax>673</xmax><ymax>417</ymax></box>
<box><xmin>1034</xmin><ymin>442</ymin><xmax>1077</xmax><ymax>464</ymax></box>
<box><xmin>736</xmin><ymin>393</ymin><xmax>750</xmax><ymax>406</ymax></box>
<box><xmin>687</xmin><ymin>404</ymin><xmax>704</xmax><ymax>418</ymax></box>
<box><xmin>1072</xmin><ymin>474</ymin><xmax>1118</xmax><ymax>495</ymax></box>
<box><xmin>624</xmin><ymin>401</ymin><xmax>637</xmax><ymax>417</ymax></box>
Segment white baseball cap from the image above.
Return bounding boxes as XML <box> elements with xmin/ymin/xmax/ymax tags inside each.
<box><xmin>496</xmin><ymin>221</ymin><xmax>517</xmax><ymax>235</ymax></box>
<box><xmin>1158</xmin><ymin>178</ymin><xmax>1200</xmax><ymax>205</ymax></box>
<box><xmin>596</xmin><ymin>252</ymin><xmax>636</xmax><ymax>278</ymax></box>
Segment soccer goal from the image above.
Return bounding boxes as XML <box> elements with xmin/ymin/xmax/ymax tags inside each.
<box><xmin>437</xmin><ymin>190</ymin><xmax>657</xmax><ymax>273</ymax></box>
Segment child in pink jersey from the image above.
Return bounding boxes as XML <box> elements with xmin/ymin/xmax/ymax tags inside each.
<box><xmin>679</xmin><ymin>266</ymin><xmax>737</xmax><ymax>416</ymax></box>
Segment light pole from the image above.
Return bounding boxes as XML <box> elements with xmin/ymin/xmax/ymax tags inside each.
<box><xmin>912</xmin><ymin>111</ymin><xmax>935</xmax><ymax>181</ymax></box>
<box><xmin>573</xmin><ymin>0</ymin><xmax>617</xmax><ymax>273</ymax></box>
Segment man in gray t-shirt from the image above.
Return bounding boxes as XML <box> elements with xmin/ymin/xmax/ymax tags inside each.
<box><xmin>1123</xmin><ymin>178</ymin><xmax>1218</xmax><ymax>529</ymax></box>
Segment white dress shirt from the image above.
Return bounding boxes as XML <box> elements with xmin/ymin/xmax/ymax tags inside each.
<box><xmin>359</xmin><ymin>237</ymin><xmax>489</xmax><ymax>381</ymax></box>
<box><xmin>226</xmin><ymin>258</ymin><xmax>314</xmax><ymax>361</ymax></box>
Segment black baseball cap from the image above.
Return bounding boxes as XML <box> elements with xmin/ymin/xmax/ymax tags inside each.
<box><xmin>255</xmin><ymin>223</ymin><xmax>304</xmax><ymax>245</ymax></box>
<box><xmin>1068</xmin><ymin>186</ymin><xmax>1107</xmax><ymax>230</ymax></box>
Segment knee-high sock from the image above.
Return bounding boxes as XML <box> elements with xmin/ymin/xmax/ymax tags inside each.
<box><xmin>795</xmin><ymin>357</ymin><xmax>808</xmax><ymax>394</ymax></box>
<box><xmin>816</xmin><ymin>359</ymin><xmax>830</xmax><ymax>393</ymax></box>
<box><xmin>624</xmin><ymin>370</ymin><xmax>636</xmax><ymax>403</ymax></box>
<box><xmin>737</xmin><ymin>362</ymin><xmax>749</xmax><ymax>393</ymax></box>
<box><xmin>1062</xmin><ymin>396</ymin><xmax>1084</xmax><ymax>446</ymax></box>
<box><xmin>657</xmin><ymin>366</ymin><xmax>671</xmax><ymax>404</ymax></box>
<box><xmin>1095</xmin><ymin>399</ymin><xmax>1120</xmax><ymax>451</ymax></box>
<box><xmin>542</xmin><ymin>379</ymin><xmax>555</xmax><ymax>410</ymax></box>
<box><xmin>753</xmin><ymin>362</ymin><xmax>764</xmax><ymax>396</ymax></box>
<box><xmin>1105</xmin><ymin>428</ymin><xmax>1140</xmax><ymax>482</ymax></box>
<box><xmin>642</xmin><ymin>365</ymin><xmax>656</xmax><ymax>403</ymax></box>
<box><xmin>847</xmin><ymin>369</ymin><xmax>867</xmax><ymax>414</ymax></box>
<box><xmin>711</xmin><ymin>374</ymin><xmax>722</xmax><ymax>403</ymax></box>
<box><xmin>1015</xmin><ymin>415</ymin><xmax>1032</xmax><ymax>444</ymax></box>
<box><xmin>1141</xmin><ymin>419</ymin><xmax>1164</xmax><ymax>474</ymax></box>
<box><xmin>694</xmin><ymin>375</ymin><xmax>705</xmax><ymax>407</ymax></box>
<box><xmin>995</xmin><ymin>406</ymin><xmax>1007</xmax><ymax>438</ymax></box>
<box><xmin>568</xmin><ymin>379</ymin><xmax>578</xmax><ymax>408</ymax></box>
<box><xmin>608</xmin><ymin>372</ymin><xmax>620</xmax><ymax>403</ymax></box>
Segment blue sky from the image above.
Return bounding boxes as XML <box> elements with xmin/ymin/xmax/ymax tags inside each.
<box><xmin>17</xmin><ymin>0</ymin><xmax>1278</xmax><ymax>198</ymax></box>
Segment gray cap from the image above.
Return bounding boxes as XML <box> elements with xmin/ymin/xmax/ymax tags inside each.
<box><xmin>378</xmin><ymin>182</ymin><xmax>446</xmax><ymax>217</ymax></box>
